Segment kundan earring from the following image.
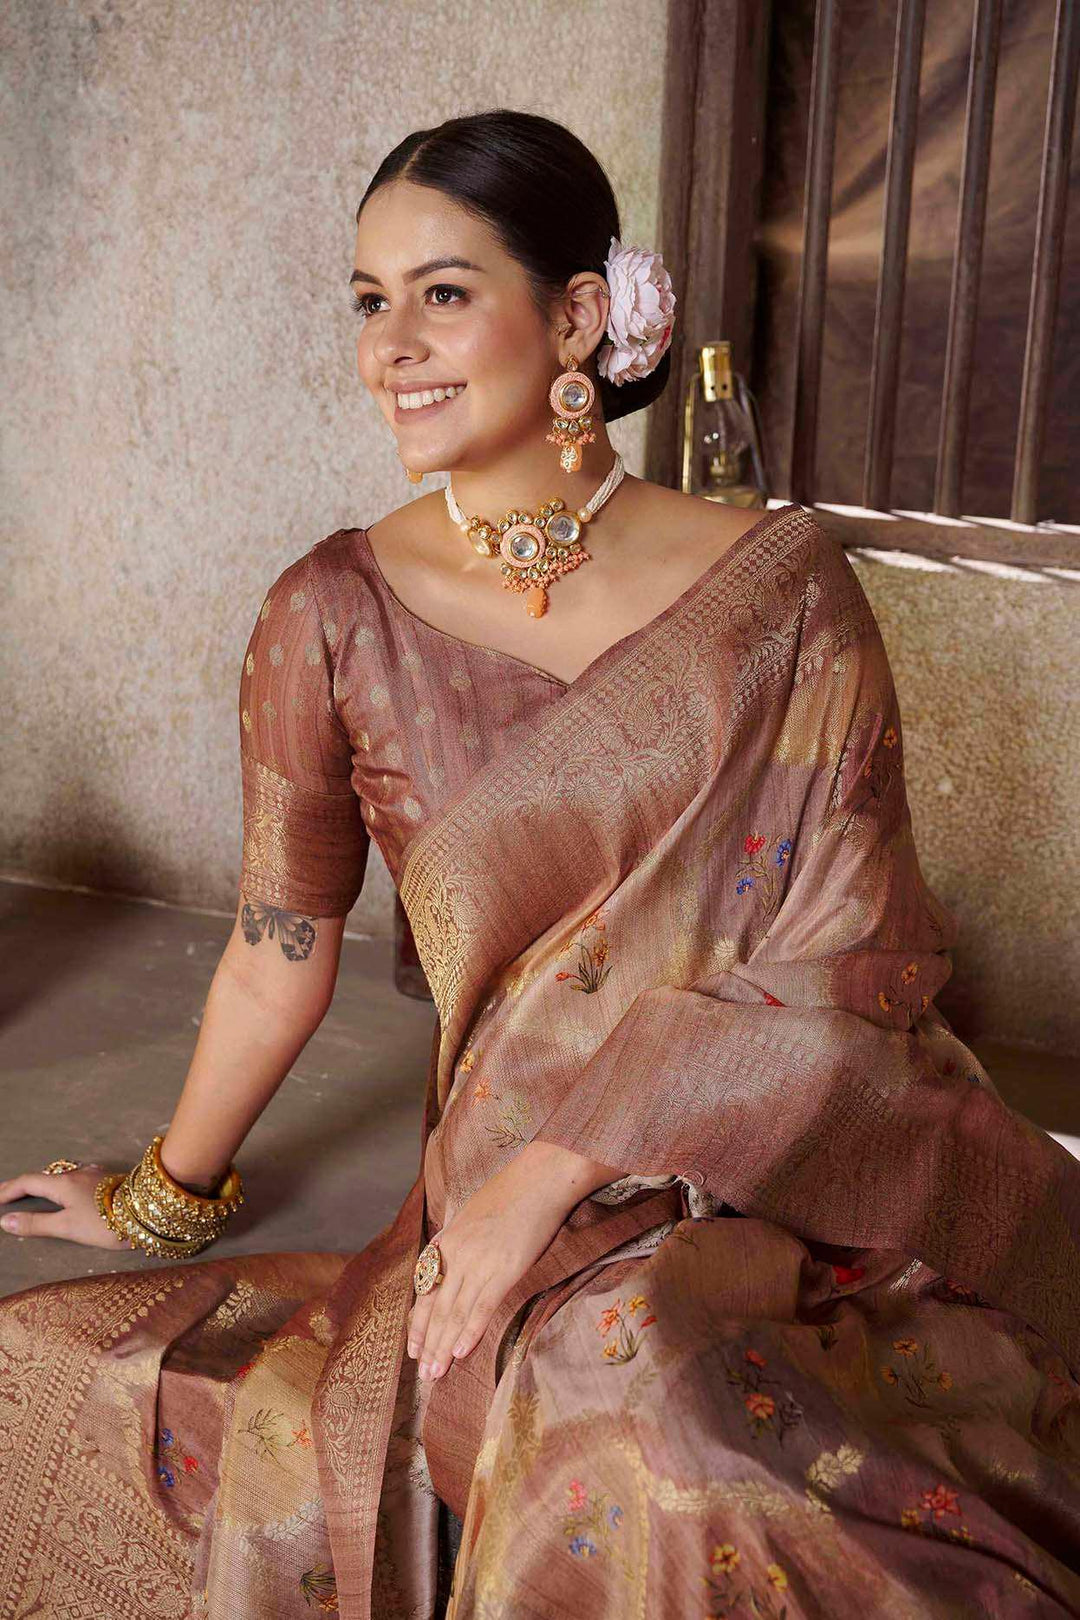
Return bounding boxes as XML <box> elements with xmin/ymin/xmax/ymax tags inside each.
<box><xmin>547</xmin><ymin>351</ymin><xmax>597</xmax><ymax>473</ymax></box>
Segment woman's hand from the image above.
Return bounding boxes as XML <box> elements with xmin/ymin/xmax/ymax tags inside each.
<box><xmin>407</xmin><ymin>1140</ymin><xmax>621</xmax><ymax>1381</ymax></box>
<box><xmin>0</xmin><ymin>1167</ymin><xmax>132</xmax><ymax>1251</ymax></box>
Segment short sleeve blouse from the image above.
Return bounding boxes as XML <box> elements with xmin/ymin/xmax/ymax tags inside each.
<box><xmin>237</xmin><ymin>550</ymin><xmax>370</xmax><ymax>917</ymax></box>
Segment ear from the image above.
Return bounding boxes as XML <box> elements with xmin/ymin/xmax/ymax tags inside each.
<box><xmin>556</xmin><ymin>272</ymin><xmax>610</xmax><ymax>368</ymax></box>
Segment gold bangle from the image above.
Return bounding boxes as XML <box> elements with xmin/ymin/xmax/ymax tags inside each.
<box><xmin>149</xmin><ymin>1136</ymin><xmax>244</xmax><ymax>1214</ymax></box>
<box><xmin>108</xmin><ymin>1175</ymin><xmax>215</xmax><ymax>1258</ymax></box>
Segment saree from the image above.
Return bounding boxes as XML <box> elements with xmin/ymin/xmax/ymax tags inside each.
<box><xmin>2</xmin><ymin>502</ymin><xmax>1080</xmax><ymax>1619</ymax></box>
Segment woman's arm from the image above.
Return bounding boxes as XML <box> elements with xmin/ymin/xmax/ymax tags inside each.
<box><xmin>158</xmin><ymin>895</ymin><xmax>348</xmax><ymax>1193</ymax></box>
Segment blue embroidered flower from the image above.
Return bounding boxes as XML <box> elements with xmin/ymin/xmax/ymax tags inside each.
<box><xmin>160</xmin><ymin>1428</ymin><xmax>174</xmax><ymax>1446</ymax></box>
<box><xmin>158</xmin><ymin>1466</ymin><xmax>175</xmax><ymax>1487</ymax></box>
<box><xmin>607</xmin><ymin>1503</ymin><xmax>624</xmax><ymax>1529</ymax></box>
<box><xmin>736</xmin><ymin>876</ymin><xmax>755</xmax><ymax>895</ymax></box>
<box><xmin>568</xmin><ymin>1533</ymin><xmax>598</xmax><ymax>1557</ymax></box>
<box><xmin>775</xmin><ymin>839</ymin><xmax>793</xmax><ymax>866</ymax></box>
<box><xmin>966</xmin><ymin>1072</ymin><xmax>981</xmax><ymax>1084</ymax></box>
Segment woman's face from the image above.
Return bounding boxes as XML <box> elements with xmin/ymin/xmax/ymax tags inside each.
<box><xmin>351</xmin><ymin>179</ymin><xmax>593</xmax><ymax>474</ymax></box>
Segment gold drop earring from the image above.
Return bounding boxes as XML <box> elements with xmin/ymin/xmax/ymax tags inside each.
<box><xmin>547</xmin><ymin>349</ymin><xmax>597</xmax><ymax>473</ymax></box>
<box><xmin>398</xmin><ymin>450</ymin><xmax>424</xmax><ymax>485</ymax></box>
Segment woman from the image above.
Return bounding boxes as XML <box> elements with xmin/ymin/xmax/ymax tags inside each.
<box><xmin>2</xmin><ymin>108</ymin><xmax>1079</xmax><ymax>1619</ymax></box>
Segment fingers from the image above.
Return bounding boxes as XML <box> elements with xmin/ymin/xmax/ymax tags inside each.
<box><xmin>410</xmin><ymin>1278</ymin><xmax>495</xmax><ymax>1380</ymax></box>
<box><xmin>408</xmin><ymin>1274</ymin><xmax>464</xmax><ymax>1379</ymax></box>
<box><xmin>0</xmin><ymin>1169</ymin><xmax>85</xmax><ymax>1238</ymax></box>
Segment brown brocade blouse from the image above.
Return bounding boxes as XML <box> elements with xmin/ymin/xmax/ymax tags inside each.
<box><xmin>238</xmin><ymin>522</ymin><xmax>653</xmax><ymax>919</ymax></box>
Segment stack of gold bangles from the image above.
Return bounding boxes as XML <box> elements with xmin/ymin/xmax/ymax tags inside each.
<box><xmin>94</xmin><ymin>1135</ymin><xmax>244</xmax><ymax>1257</ymax></box>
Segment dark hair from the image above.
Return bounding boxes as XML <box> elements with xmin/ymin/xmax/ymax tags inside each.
<box><xmin>355</xmin><ymin>108</ymin><xmax>670</xmax><ymax>425</ymax></box>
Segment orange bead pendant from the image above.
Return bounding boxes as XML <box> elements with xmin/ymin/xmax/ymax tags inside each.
<box><xmin>526</xmin><ymin>585</ymin><xmax>549</xmax><ymax>617</ymax></box>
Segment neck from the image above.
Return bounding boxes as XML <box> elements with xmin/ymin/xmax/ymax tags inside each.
<box><xmin>446</xmin><ymin>428</ymin><xmax>620</xmax><ymax>523</ymax></box>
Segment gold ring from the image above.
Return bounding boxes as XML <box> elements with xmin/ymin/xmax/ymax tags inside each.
<box><xmin>42</xmin><ymin>1159</ymin><xmax>81</xmax><ymax>1175</ymax></box>
<box><xmin>413</xmin><ymin>1240</ymin><xmax>444</xmax><ymax>1296</ymax></box>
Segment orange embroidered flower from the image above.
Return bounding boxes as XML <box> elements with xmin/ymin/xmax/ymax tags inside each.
<box><xmin>555</xmin><ymin>971</ymin><xmax>572</xmax><ymax>981</ymax></box>
<box><xmin>472</xmin><ymin>1080</ymin><xmax>491</xmax><ymax>1100</ymax></box>
<box><xmin>900</xmin><ymin>1507</ymin><xmax>922</xmax><ymax>1530</ymax></box>
<box><xmin>745</xmin><ymin>1348</ymin><xmax>767</xmax><ymax>1368</ymax></box>
<box><xmin>745</xmin><ymin>1391</ymin><xmax>775</xmax><ymax>1421</ymax></box>
<box><xmin>583</xmin><ymin>910</ymin><xmax>607</xmax><ymax>930</ymax></box>
<box><xmin>459</xmin><ymin>1048</ymin><xmax>476</xmax><ymax>1072</ymax></box>
<box><xmin>627</xmin><ymin>1295</ymin><xmax>648</xmax><ymax>1315</ymax></box>
<box><xmin>593</xmin><ymin>939</ymin><xmax>609</xmax><ymax>964</ymax></box>
<box><xmin>597</xmin><ymin>1301</ymin><xmax>623</xmax><ymax>1333</ymax></box>
<box><xmin>602</xmin><ymin>1341</ymin><xmax>620</xmax><ymax>1360</ymax></box>
<box><xmin>938</xmin><ymin>1370</ymin><xmax>953</xmax><ymax>1390</ymax></box>
<box><xmin>710</xmin><ymin>1542</ymin><xmax>740</xmax><ymax>1575</ymax></box>
<box><xmin>901</xmin><ymin>961</ymin><xmax>919</xmax><ymax>983</ymax></box>
<box><xmin>920</xmin><ymin>1483</ymin><xmax>960</xmax><ymax>1520</ymax></box>
<box><xmin>893</xmin><ymin>1338</ymin><xmax>919</xmax><ymax>1356</ymax></box>
<box><xmin>292</xmin><ymin>1424</ymin><xmax>313</xmax><ymax>1447</ymax></box>
<box><xmin>920</xmin><ymin>993</ymin><xmax>929</xmax><ymax>1012</ymax></box>
<box><xmin>949</xmin><ymin>1524</ymin><xmax>973</xmax><ymax>1545</ymax></box>
<box><xmin>878</xmin><ymin>991</ymin><xmax>893</xmax><ymax>1012</ymax></box>
<box><xmin>883</xmin><ymin>727</ymin><xmax>898</xmax><ymax>748</ymax></box>
<box><xmin>766</xmin><ymin>1564</ymin><xmax>788</xmax><ymax>1590</ymax></box>
<box><xmin>881</xmin><ymin>1365</ymin><xmax>899</xmax><ymax>1385</ymax></box>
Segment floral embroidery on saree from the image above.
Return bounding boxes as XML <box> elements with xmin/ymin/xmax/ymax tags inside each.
<box><xmin>595</xmin><ymin>1293</ymin><xmax>657</xmax><ymax>1364</ymax></box>
<box><xmin>554</xmin><ymin>908</ymin><xmax>612</xmax><ymax>993</ymax></box>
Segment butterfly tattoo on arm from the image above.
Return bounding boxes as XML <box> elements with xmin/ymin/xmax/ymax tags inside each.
<box><xmin>241</xmin><ymin>900</ymin><xmax>318</xmax><ymax>961</ymax></box>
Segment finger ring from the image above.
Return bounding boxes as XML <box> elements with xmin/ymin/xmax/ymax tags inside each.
<box><xmin>413</xmin><ymin>1240</ymin><xmax>444</xmax><ymax>1296</ymax></box>
<box><xmin>42</xmin><ymin>1159</ymin><xmax>81</xmax><ymax>1175</ymax></box>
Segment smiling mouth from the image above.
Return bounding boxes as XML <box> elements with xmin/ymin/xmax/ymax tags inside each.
<box><xmin>389</xmin><ymin>383</ymin><xmax>467</xmax><ymax>417</ymax></box>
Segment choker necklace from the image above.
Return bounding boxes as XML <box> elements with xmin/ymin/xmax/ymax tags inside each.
<box><xmin>443</xmin><ymin>452</ymin><xmax>626</xmax><ymax>619</ymax></box>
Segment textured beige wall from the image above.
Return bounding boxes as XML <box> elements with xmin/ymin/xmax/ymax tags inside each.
<box><xmin>1</xmin><ymin>0</ymin><xmax>662</xmax><ymax>935</ymax></box>
<box><xmin>3</xmin><ymin>4</ymin><xmax>1076</xmax><ymax>1055</ymax></box>
<box><xmin>848</xmin><ymin>550</ymin><xmax>1079</xmax><ymax>1056</ymax></box>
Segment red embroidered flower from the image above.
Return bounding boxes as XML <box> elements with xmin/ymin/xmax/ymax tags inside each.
<box><xmin>744</xmin><ymin>833</ymin><xmax>766</xmax><ymax>855</ymax></box>
<box><xmin>920</xmin><ymin>1484</ymin><xmax>960</xmax><ymax>1520</ymax></box>
<box><xmin>745</xmin><ymin>1391</ymin><xmax>775</xmax><ymax>1420</ymax></box>
<box><xmin>639</xmin><ymin>1314</ymin><xmax>657</xmax><ymax>1328</ymax></box>
<box><xmin>832</xmin><ymin>1264</ymin><xmax>865</xmax><ymax>1286</ymax></box>
<box><xmin>745</xmin><ymin>1348</ymin><xmax>767</xmax><ymax>1368</ymax></box>
<box><xmin>555</xmin><ymin>971</ymin><xmax>571</xmax><ymax>981</ymax></box>
<box><xmin>182</xmin><ymin>1455</ymin><xmax>199</xmax><ymax>1473</ymax></box>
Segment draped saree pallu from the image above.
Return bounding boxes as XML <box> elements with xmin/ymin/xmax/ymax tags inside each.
<box><xmin>3</xmin><ymin>503</ymin><xmax>1080</xmax><ymax>1619</ymax></box>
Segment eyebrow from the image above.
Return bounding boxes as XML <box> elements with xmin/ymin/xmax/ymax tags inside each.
<box><xmin>348</xmin><ymin>256</ymin><xmax>487</xmax><ymax>288</ymax></box>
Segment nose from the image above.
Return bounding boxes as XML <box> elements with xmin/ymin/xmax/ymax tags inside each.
<box><xmin>370</xmin><ymin>303</ymin><xmax>428</xmax><ymax>370</ymax></box>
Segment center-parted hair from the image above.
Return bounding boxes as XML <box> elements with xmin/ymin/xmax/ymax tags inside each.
<box><xmin>356</xmin><ymin>108</ymin><xmax>671</xmax><ymax>425</ymax></box>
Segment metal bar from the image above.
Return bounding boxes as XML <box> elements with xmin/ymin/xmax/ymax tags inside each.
<box><xmin>1011</xmin><ymin>0</ymin><xmax>1080</xmax><ymax>525</ymax></box>
<box><xmin>789</xmin><ymin>0</ymin><xmax>842</xmax><ymax>504</ymax></box>
<box><xmin>934</xmin><ymin>0</ymin><xmax>1003</xmax><ymax>517</ymax></box>
<box><xmin>862</xmin><ymin>0</ymin><xmax>927</xmax><ymax>511</ymax></box>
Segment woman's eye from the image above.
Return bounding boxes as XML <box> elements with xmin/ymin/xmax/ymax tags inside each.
<box><xmin>347</xmin><ymin>284</ymin><xmax>467</xmax><ymax>319</ymax></box>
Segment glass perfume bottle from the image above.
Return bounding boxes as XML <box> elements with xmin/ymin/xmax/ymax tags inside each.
<box><xmin>681</xmin><ymin>341</ymin><xmax>766</xmax><ymax>508</ymax></box>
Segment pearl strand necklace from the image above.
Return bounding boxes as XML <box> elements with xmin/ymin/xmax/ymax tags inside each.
<box><xmin>442</xmin><ymin>452</ymin><xmax>626</xmax><ymax>619</ymax></box>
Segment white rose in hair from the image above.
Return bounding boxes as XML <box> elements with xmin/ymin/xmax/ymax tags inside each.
<box><xmin>597</xmin><ymin>237</ymin><xmax>677</xmax><ymax>386</ymax></box>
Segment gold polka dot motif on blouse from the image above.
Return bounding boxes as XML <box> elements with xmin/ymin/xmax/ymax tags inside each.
<box><xmin>238</xmin><ymin>552</ymin><xmax>370</xmax><ymax>917</ymax></box>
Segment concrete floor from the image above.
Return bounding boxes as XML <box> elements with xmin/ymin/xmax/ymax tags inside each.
<box><xmin>0</xmin><ymin>879</ymin><xmax>437</xmax><ymax>1296</ymax></box>
<box><xmin>1</xmin><ymin>878</ymin><xmax>1078</xmax><ymax>1301</ymax></box>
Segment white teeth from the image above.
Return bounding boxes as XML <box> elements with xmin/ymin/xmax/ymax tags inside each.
<box><xmin>392</xmin><ymin>384</ymin><xmax>465</xmax><ymax>410</ymax></box>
